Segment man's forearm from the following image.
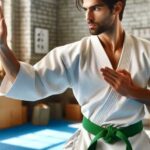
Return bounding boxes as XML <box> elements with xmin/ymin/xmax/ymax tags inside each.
<box><xmin>0</xmin><ymin>5</ymin><xmax>20</xmax><ymax>83</ymax></box>
<box><xmin>130</xmin><ymin>86</ymin><xmax>150</xmax><ymax>105</ymax></box>
<box><xmin>0</xmin><ymin>44</ymin><xmax>20</xmax><ymax>83</ymax></box>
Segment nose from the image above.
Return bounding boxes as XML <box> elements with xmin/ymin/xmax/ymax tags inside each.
<box><xmin>85</xmin><ymin>9</ymin><xmax>94</xmax><ymax>22</ymax></box>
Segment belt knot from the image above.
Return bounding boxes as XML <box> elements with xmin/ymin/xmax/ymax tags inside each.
<box><xmin>103</xmin><ymin>125</ymin><xmax>118</xmax><ymax>144</ymax></box>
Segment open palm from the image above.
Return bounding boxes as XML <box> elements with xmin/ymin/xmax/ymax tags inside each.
<box><xmin>0</xmin><ymin>3</ymin><xmax>7</xmax><ymax>46</ymax></box>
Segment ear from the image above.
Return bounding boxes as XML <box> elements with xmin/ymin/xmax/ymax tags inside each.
<box><xmin>112</xmin><ymin>1</ymin><xmax>123</xmax><ymax>16</ymax></box>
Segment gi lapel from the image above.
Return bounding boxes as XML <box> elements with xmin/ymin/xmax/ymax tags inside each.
<box><xmin>90</xmin><ymin>33</ymin><xmax>133</xmax><ymax>124</ymax></box>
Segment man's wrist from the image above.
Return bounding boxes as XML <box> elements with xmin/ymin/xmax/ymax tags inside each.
<box><xmin>128</xmin><ymin>86</ymin><xmax>140</xmax><ymax>99</ymax></box>
<box><xmin>128</xmin><ymin>85</ymin><xmax>150</xmax><ymax>105</ymax></box>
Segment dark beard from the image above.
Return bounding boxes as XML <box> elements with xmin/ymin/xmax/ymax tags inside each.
<box><xmin>89</xmin><ymin>25</ymin><xmax>109</xmax><ymax>35</ymax></box>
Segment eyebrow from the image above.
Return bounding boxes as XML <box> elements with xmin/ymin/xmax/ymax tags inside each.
<box><xmin>82</xmin><ymin>3</ymin><xmax>105</xmax><ymax>10</ymax></box>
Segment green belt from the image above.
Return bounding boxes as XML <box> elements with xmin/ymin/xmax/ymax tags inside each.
<box><xmin>82</xmin><ymin>116</ymin><xmax>143</xmax><ymax>150</ymax></box>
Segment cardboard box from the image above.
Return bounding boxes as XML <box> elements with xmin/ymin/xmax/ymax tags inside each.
<box><xmin>10</xmin><ymin>108</ymin><xmax>23</xmax><ymax>126</ymax></box>
<box><xmin>0</xmin><ymin>96</ymin><xmax>23</xmax><ymax>129</ymax></box>
<box><xmin>32</xmin><ymin>104</ymin><xmax>50</xmax><ymax>125</ymax></box>
<box><xmin>22</xmin><ymin>106</ymin><xmax>28</xmax><ymax>123</ymax></box>
<box><xmin>0</xmin><ymin>96</ymin><xmax>22</xmax><ymax>109</ymax></box>
<box><xmin>48</xmin><ymin>102</ymin><xmax>63</xmax><ymax>120</ymax></box>
<box><xmin>0</xmin><ymin>109</ymin><xmax>12</xmax><ymax>129</ymax></box>
<box><xmin>65</xmin><ymin>104</ymin><xmax>82</xmax><ymax>121</ymax></box>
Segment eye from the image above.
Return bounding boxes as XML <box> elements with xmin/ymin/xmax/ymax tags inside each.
<box><xmin>83</xmin><ymin>7</ymin><xmax>87</xmax><ymax>12</ymax></box>
<box><xmin>93</xmin><ymin>6</ymin><xmax>101</xmax><ymax>11</ymax></box>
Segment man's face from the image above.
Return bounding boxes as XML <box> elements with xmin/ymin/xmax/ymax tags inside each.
<box><xmin>82</xmin><ymin>0</ymin><xmax>115</xmax><ymax>35</ymax></box>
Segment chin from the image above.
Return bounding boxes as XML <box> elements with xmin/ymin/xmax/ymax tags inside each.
<box><xmin>89</xmin><ymin>30</ymin><xmax>98</xmax><ymax>35</ymax></box>
<box><xmin>90</xmin><ymin>31</ymin><xmax>101</xmax><ymax>35</ymax></box>
<box><xmin>89</xmin><ymin>29</ymin><xmax>103</xmax><ymax>35</ymax></box>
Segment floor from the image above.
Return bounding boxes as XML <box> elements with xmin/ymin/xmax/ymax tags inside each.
<box><xmin>0</xmin><ymin>120</ymin><xmax>80</xmax><ymax>150</ymax></box>
<box><xmin>0</xmin><ymin>120</ymin><xmax>150</xmax><ymax>150</ymax></box>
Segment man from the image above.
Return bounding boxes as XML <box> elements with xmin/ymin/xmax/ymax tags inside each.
<box><xmin>0</xmin><ymin>0</ymin><xmax>150</xmax><ymax>149</ymax></box>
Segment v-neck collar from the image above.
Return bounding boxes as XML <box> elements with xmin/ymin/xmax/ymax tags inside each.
<box><xmin>90</xmin><ymin>32</ymin><xmax>133</xmax><ymax>71</ymax></box>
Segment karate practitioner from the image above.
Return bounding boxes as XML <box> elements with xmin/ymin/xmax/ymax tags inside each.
<box><xmin>0</xmin><ymin>0</ymin><xmax>150</xmax><ymax>149</ymax></box>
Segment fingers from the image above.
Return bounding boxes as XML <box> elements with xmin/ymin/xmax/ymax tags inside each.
<box><xmin>0</xmin><ymin>1</ymin><xmax>8</xmax><ymax>46</ymax></box>
<box><xmin>101</xmin><ymin>67</ymin><xmax>130</xmax><ymax>79</ymax></box>
<box><xmin>101</xmin><ymin>67</ymin><xmax>119</xmax><ymax>79</ymax></box>
<box><xmin>101</xmin><ymin>67</ymin><xmax>120</xmax><ymax>88</ymax></box>
<box><xmin>0</xmin><ymin>18</ymin><xmax>7</xmax><ymax>45</ymax></box>
<box><xmin>103</xmin><ymin>75</ymin><xmax>116</xmax><ymax>87</ymax></box>
<box><xmin>117</xmin><ymin>69</ymin><xmax>129</xmax><ymax>74</ymax></box>
<box><xmin>100</xmin><ymin>67</ymin><xmax>135</xmax><ymax>96</ymax></box>
<box><xmin>0</xmin><ymin>2</ymin><xmax>4</xmax><ymax>19</ymax></box>
<box><xmin>117</xmin><ymin>69</ymin><xmax>131</xmax><ymax>78</ymax></box>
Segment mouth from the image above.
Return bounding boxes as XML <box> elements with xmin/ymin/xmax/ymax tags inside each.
<box><xmin>88</xmin><ymin>23</ymin><xmax>97</xmax><ymax>29</ymax></box>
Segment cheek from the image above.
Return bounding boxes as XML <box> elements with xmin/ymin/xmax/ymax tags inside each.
<box><xmin>98</xmin><ymin>14</ymin><xmax>114</xmax><ymax>26</ymax></box>
<box><xmin>94</xmin><ymin>11</ymin><xmax>111</xmax><ymax>23</ymax></box>
<box><xmin>94</xmin><ymin>14</ymin><xmax>105</xmax><ymax>23</ymax></box>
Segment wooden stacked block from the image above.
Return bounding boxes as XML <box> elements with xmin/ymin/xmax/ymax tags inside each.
<box><xmin>65</xmin><ymin>103</ymin><xmax>82</xmax><ymax>122</ymax></box>
<box><xmin>0</xmin><ymin>96</ymin><xmax>27</xmax><ymax>129</ymax></box>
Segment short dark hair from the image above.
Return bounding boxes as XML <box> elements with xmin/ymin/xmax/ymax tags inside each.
<box><xmin>75</xmin><ymin>0</ymin><xmax>126</xmax><ymax>21</ymax></box>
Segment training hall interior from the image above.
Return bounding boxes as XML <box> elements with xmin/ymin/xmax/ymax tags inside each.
<box><xmin>0</xmin><ymin>0</ymin><xmax>150</xmax><ymax>150</ymax></box>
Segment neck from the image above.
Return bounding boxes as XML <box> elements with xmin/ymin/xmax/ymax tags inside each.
<box><xmin>98</xmin><ymin>21</ymin><xmax>124</xmax><ymax>53</ymax></box>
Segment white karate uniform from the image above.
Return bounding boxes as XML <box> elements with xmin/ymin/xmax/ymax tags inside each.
<box><xmin>0</xmin><ymin>32</ymin><xmax>150</xmax><ymax>150</ymax></box>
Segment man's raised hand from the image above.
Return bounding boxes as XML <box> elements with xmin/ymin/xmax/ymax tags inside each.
<box><xmin>0</xmin><ymin>2</ymin><xmax>7</xmax><ymax>46</ymax></box>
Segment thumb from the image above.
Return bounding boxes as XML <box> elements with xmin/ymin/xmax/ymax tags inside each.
<box><xmin>117</xmin><ymin>69</ymin><xmax>132</xmax><ymax>78</ymax></box>
<box><xmin>117</xmin><ymin>69</ymin><xmax>130</xmax><ymax>75</ymax></box>
<box><xmin>0</xmin><ymin>3</ymin><xmax>4</xmax><ymax>19</ymax></box>
<box><xmin>0</xmin><ymin>18</ymin><xmax>7</xmax><ymax>44</ymax></box>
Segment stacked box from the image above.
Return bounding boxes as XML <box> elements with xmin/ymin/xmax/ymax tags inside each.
<box><xmin>65</xmin><ymin>104</ymin><xmax>82</xmax><ymax>122</ymax></box>
<box><xmin>32</xmin><ymin>104</ymin><xmax>50</xmax><ymax>125</ymax></box>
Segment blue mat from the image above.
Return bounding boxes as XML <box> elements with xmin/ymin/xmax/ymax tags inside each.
<box><xmin>0</xmin><ymin>120</ymin><xmax>79</xmax><ymax>150</ymax></box>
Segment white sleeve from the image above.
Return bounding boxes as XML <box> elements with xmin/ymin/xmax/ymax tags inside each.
<box><xmin>148</xmin><ymin>78</ymin><xmax>150</xmax><ymax>90</ymax></box>
<box><xmin>148</xmin><ymin>50</ymin><xmax>150</xmax><ymax>90</ymax></box>
<box><xmin>145</xmin><ymin>70</ymin><xmax>150</xmax><ymax>111</ymax></box>
<box><xmin>0</xmin><ymin>48</ymin><xmax>73</xmax><ymax>101</ymax></box>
